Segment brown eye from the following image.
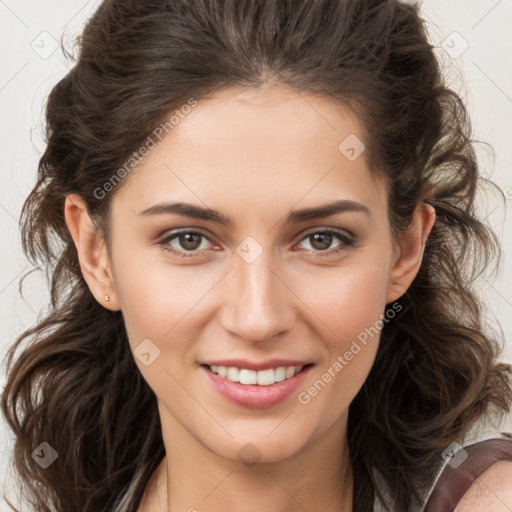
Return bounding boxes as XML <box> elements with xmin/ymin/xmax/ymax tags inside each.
<box><xmin>308</xmin><ymin>232</ymin><xmax>334</xmax><ymax>251</ymax></box>
<box><xmin>178</xmin><ymin>232</ymin><xmax>203</xmax><ymax>251</ymax></box>
<box><xmin>158</xmin><ymin>230</ymin><xmax>214</xmax><ymax>257</ymax></box>
<box><xmin>297</xmin><ymin>229</ymin><xmax>355</xmax><ymax>257</ymax></box>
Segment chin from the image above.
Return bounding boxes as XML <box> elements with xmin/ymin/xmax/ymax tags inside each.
<box><xmin>204</xmin><ymin>432</ymin><xmax>307</xmax><ymax>466</ymax></box>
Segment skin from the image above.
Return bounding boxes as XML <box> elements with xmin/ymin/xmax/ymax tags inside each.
<box><xmin>455</xmin><ymin>461</ymin><xmax>512</xmax><ymax>511</ymax></box>
<box><xmin>64</xmin><ymin>84</ymin><xmax>437</xmax><ymax>512</ymax></box>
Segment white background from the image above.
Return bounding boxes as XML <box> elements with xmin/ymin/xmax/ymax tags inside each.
<box><xmin>1</xmin><ymin>0</ymin><xmax>511</xmax><ymax>506</ymax></box>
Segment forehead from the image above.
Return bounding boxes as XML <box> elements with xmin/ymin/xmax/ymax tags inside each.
<box><xmin>111</xmin><ymin>85</ymin><xmax>387</xmax><ymax>218</ymax></box>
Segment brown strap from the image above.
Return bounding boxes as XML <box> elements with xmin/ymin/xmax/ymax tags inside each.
<box><xmin>423</xmin><ymin>433</ymin><xmax>512</xmax><ymax>512</ymax></box>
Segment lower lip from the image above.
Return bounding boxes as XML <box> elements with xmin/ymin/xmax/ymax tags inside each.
<box><xmin>201</xmin><ymin>365</ymin><xmax>313</xmax><ymax>409</ymax></box>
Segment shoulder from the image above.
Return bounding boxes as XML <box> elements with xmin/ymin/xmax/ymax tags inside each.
<box><xmin>454</xmin><ymin>460</ymin><xmax>512</xmax><ymax>511</ymax></box>
<box><xmin>422</xmin><ymin>428</ymin><xmax>512</xmax><ymax>512</ymax></box>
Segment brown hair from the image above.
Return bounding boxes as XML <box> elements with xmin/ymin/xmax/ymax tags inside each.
<box><xmin>2</xmin><ymin>0</ymin><xmax>511</xmax><ymax>510</ymax></box>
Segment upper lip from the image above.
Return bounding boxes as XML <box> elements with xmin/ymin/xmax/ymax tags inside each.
<box><xmin>201</xmin><ymin>359</ymin><xmax>313</xmax><ymax>371</ymax></box>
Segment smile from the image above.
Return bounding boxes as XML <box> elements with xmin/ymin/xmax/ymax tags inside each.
<box><xmin>207</xmin><ymin>364</ymin><xmax>305</xmax><ymax>386</ymax></box>
<box><xmin>201</xmin><ymin>363</ymin><xmax>314</xmax><ymax>408</ymax></box>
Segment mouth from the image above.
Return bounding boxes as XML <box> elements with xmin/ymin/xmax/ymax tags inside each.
<box><xmin>201</xmin><ymin>363</ymin><xmax>314</xmax><ymax>386</ymax></box>
<box><xmin>200</xmin><ymin>362</ymin><xmax>315</xmax><ymax>408</ymax></box>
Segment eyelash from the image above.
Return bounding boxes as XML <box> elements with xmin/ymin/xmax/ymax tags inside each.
<box><xmin>157</xmin><ymin>228</ymin><xmax>355</xmax><ymax>259</ymax></box>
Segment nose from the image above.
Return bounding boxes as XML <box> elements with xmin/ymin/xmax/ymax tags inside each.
<box><xmin>220</xmin><ymin>247</ymin><xmax>295</xmax><ymax>344</ymax></box>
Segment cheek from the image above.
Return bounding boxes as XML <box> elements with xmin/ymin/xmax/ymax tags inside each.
<box><xmin>292</xmin><ymin>251</ymin><xmax>391</xmax><ymax>418</ymax></box>
<box><xmin>295</xmin><ymin>247</ymin><xmax>392</xmax><ymax>344</ymax></box>
<box><xmin>111</xmin><ymin>255</ymin><xmax>217</xmax><ymax>393</ymax></box>
<box><xmin>318</xmin><ymin>268</ymin><xmax>386</xmax><ymax>365</ymax></box>
<box><xmin>111</xmin><ymin>242</ymin><xmax>217</xmax><ymax>340</ymax></box>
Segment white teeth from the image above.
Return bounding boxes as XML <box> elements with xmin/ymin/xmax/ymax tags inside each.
<box><xmin>274</xmin><ymin>367</ymin><xmax>286</xmax><ymax>382</ymax></box>
<box><xmin>209</xmin><ymin>365</ymin><xmax>304</xmax><ymax>385</ymax></box>
<box><xmin>285</xmin><ymin>366</ymin><xmax>296</xmax><ymax>379</ymax></box>
<box><xmin>256</xmin><ymin>369</ymin><xmax>274</xmax><ymax>385</ymax></box>
<box><xmin>226</xmin><ymin>367</ymin><xmax>240</xmax><ymax>381</ymax></box>
<box><xmin>239</xmin><ymin>369</ymin><xmax>257</xmax><ymax>385</ymax></box>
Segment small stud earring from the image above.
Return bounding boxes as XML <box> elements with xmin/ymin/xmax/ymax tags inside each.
<box><xmin>104</xmin><ymin>295</ymin><xmax>110</xmax><ymax>302</ymax></box>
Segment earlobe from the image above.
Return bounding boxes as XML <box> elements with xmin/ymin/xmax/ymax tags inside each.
<box><xmin>385</xmin><ymin>203</ymin><xmax>436</xmax><ymax>304</ymax></box>
<box><xmin>64</xmin><ymin>194</ymin><xmax>120</xmax><ymax>310</ymax></box>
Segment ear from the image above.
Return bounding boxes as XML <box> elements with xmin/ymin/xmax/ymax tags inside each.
<box><xmin>64</xmin><ymin>193</ymin><xmax>121</xmax><ymax>311</ymax></box>
<box><xmin>386</xmin><ymin>202</ymin><xmax>436</xmax><ymax>304</ymax></box>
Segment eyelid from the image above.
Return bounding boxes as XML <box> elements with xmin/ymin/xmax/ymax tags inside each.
<box><xmin>157</xmin><ymin>226</ymin><xmax>356</xmax><ymax>258</ymax></box>
<box><xmin>158</xmin><ymin>228</ymin><xmax>217</xmax><ymax>250</ymax></box>
<box><xmin>298</xmin><ymin>226</ymin><xmax>354</xmax><ymax>241</ymax></box>
<box><xmin>294</xmin><ymin>227</ymin><xmax>355</xmax><ymax>255</ymax></box>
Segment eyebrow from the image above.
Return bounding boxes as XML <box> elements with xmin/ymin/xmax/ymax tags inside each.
<box><xmin>137</xmin><ymin>199</ymin><xmax>371</xmax><ymax>226</ymax></box>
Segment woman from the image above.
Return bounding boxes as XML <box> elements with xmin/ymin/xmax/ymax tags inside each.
<box><xmin>2</xmin><ymin>0</ymin><xmax>512</xmax><ymax>511</ymax></box>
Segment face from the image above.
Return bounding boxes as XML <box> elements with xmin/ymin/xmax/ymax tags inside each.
<box><xmin>73</xmin><ymin>84</ymin><xmax>427</xmax><ymax>465</ymax></box>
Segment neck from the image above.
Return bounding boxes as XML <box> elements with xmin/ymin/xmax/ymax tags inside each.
<box><xmin>144</xmin><ymin>408</ymin><xmax>354</xmax><ymax>512</ymax></box>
